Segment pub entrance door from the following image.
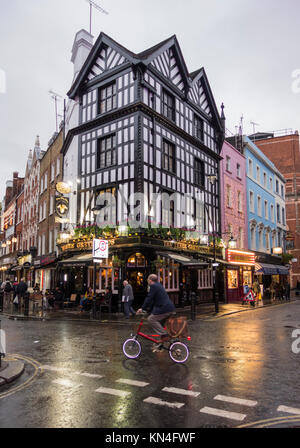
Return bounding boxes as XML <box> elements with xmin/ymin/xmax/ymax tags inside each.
<box><xmin>126</xmin><ymin>253</ymin><xmax>148</xmax><ymax>308</ymax></box>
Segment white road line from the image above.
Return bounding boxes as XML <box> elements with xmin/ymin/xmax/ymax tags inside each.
<box><xmin>162</xmin><ymin>387</ymin><xmax>200</xmax><ymax>397</ymax></box>
<box><xmin>277</xmin><ymin>405</ymin><xmax>300</xmax><ymax>415</ymax></box>
<box><xmin>116</xmin><ymin>379</ymin><xmax>149</xmax><ymax>387</ymax></box>
<box><xmin>200</xmin><ymin>406</ymin><xmax>247</xmax><ymax>421</ymax></box>
<box><xmin>41</xmin><ymin>366</ymin><xmax>104</xmax><ymax>379</ymax></box>
<box><xmin>52</xmin><ymin>378</ymin><xmax>82</xmax><ymax>389</ymax></box>
<box><xmin>144</xmin><ymin>397</ymin><xmax>185</xmax><ymax>409</ymax></box>
<box><xmin>80</xmin><ymin>373</ymin><xmax>104</xmax><ymax>379</ymax></box>
<box><xmin>95</xmin><ymin>387</ymin><xmax>131</xmax><ymax>397</ymax></box>
<box><xmin>214</xmin><ymin>395</ymin><xmax>257</xmax><ymax>407</ymax></box>
<box><xmin>42</xmin><ymin>365</ymin><xmax>69</xmax><ymax>373</ymax></box>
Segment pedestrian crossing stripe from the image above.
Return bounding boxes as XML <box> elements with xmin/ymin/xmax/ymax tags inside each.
<box><xmin>200</xmin><ymin>406</ymin><xmax>247</xmax><ymax>421</ymax></box>
<box><xmin>95</xmin><ymin>387</ymin><xmax>131</xmax><ymax>397</ymax></box>
<box><xmin>116</xmin><ymin>379</ymin><xmax>149</xmax><ymax>387</ymax></box>
<box><xmin>162</xmin><ymin>387</ymin><xmax>200</xmax><ymax>397</ymax></box>
<box><xmin>144</xmin><ymin>397</ymin><xmax>185</xmax><ymax>409</ymax></box>
<box><xmin>214</xmin><ymin>395</ymin><xmax>257</xmax><ymax>407</ymax></box>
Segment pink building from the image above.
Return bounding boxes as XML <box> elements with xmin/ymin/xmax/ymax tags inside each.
<box><xmin>220</xmin><ymin>140</ymin><xmax>248</xmax><ymax>249</ymax></box>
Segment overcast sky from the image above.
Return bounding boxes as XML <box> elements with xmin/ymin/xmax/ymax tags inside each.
<box><xmin>1</xmin><ymin>0</ymin><xmax>300</xmax><ymax>199</ymax></box>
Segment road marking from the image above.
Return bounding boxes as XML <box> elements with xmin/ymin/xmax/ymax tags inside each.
<box><xmin>116</xmin><ymin>379</ymin><xmax>149</xmax><ymax>387</ymax></box>
<box><xmin>144</xmin><ymin>397</ymin><xmax>185</xmax><ymax>409</ymax></box>
<box><xmin>80</xmin><ymin>373</ymin><xmax>104</xmax><ymax>379</ymax></box>
<box><xmin>52</xmin><ymin>378</ymin><xmax>82</xmax><ymax>389</ymax></box>
<box><xmin>41</xmin><ymin>366</ymin><xmax>104</xmax><ymax>379</ymax></box>
<box><xmin>277</xmin><ymin>405</ymin><xmax>300</xmax><ymax>415</ymax></box>
<box><xmin>95</xmin><ymin>387</ymin><xmax>131</xmax><ymax>397</ymax></box>
<box><xmin>162</xmin><ymin>387</ymin><xmax>200</xmax><ymax>397</ymax></box>
<box><xmin>200</xmin><ymin>406</ymin><xmax>247</xmax><ymax>421</ymax></box>
<box><xmin>214</xmin><ymin>395</ymin><xmax>257</xmax><ymax>407</ymax></box>
<box><xmin>41</xmin><ymin>365</ymin><xmax>69</xmax><ymax>373</ymax></box>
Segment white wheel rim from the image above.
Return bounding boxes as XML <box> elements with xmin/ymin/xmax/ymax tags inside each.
<box><xmin>169</xmin><ymin>342</ymin><xmax>189</xmax><ymax>363</ymax></box>
<box><xmin>123</xmin><ymin>338</ymin><xmax>141</xmax><ymax>359</ymax></box>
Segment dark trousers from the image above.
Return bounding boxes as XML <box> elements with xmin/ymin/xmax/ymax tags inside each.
<box><xmin>124</xmin><ymin>300</ymin><xmax>135</xmax><ymax>318</ymax></box>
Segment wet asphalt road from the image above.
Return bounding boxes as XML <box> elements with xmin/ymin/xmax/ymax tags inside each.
<box><xmin>1</xmin><ymin>301</ymin><xmax>300</xmax><ymax>428</ymax></box>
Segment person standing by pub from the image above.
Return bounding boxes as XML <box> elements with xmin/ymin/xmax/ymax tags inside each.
<box><xmin>122</xmin><ymin>280</ymin><xmax>136</xmax><ymax>318</ymax></box>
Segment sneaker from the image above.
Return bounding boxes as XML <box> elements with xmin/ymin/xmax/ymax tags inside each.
<box><xmin>152</xmin><ymin>343</ymin><xmax>164</xmax><ymax>353</ymax></box>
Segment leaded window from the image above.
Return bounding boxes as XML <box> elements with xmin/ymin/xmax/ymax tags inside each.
<box><xmin>98</xmin><ymin>82</ymin><xmax>117</xmax><ymax>114</ymax></box>
<box><xmin>194</xmin><ymin>115</ymin><xmax>204</xmax><ymax>141</ymax></box>
<box><xmin>194</xmin><ymin>158</ymin><xmax>205</xmax><ymax>187</ymax></box>
<box><xmin>162</xmin><ymin>140</ymin><xmax>175</xmax><ymax>173</ymax></box>
<box><xmin>162</xmin><ymin>89</ymin><xmax>175</xmax><ymax>121</ymax></box>
<box><xmin>97</xmin><ymin>134</ymin><xmax>117</xmax><ymax>169</ymax></box>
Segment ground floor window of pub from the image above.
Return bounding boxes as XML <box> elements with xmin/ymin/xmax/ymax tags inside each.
<box><xmin>157</xmin><ymin>257</ymin><xmax>179</xmax><ymax>291</ymax></box>
<box><xmin>243</xmin><ymin>269</ymin><xmax>252</xmax><ymax>287</ymax></box>
<box><xmin>198</xmin><ymin>269</ymin><xmax>213</xmax><ymax>289</ymax></box>
<box><xmin>228</xmin><ymin>270</ymin><xmax>238</xmax><ymax>288</ymax></box>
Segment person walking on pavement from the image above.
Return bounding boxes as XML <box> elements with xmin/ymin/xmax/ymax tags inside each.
<box><xmin>122</xmin><ymin>280</ymin><xmax>136</xmax><ymax>318</ymax></box>
<box><xmin>137</xmin><ymin>274</ymin><xmax>176</xmax><ymax>348</ymax></box>
<box><xmin>1</xmin><ymin>278</ymin><xmax>13</xmax><ymax>308</ymax></box>
<box><xmin>16</xmin><ymin>278</ymin><xmax>28</xmax><ymax>309</ymax></box>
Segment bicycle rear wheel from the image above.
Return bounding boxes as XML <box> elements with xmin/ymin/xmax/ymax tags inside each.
<box><xmin>123</xmin><ymin>338</ymin><xmax>141</xmax><ymax>359</ymax></box>
<box><xmin>169</xmin><ymin>341</ymin><xmax>189</xmax><ymax>363</ymax></box>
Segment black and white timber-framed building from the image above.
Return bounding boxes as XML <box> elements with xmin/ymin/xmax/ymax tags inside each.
<box><xmin>59</xmin><ymin>30</ymin><xmax>225</xmax><ymax>306</ymax></box>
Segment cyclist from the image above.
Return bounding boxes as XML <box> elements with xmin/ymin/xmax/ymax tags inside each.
<box><xmin>137</xmin><ymin>274</ymin><xmax>176</xmax><ymax>348</ymax></box>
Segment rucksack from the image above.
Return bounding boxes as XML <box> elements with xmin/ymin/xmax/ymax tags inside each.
<box><xmin>4</xmin><ymin>282</ymin><xmax>12</xmax><ymax>293</ymax></box>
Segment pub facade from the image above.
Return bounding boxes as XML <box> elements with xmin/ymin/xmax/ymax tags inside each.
<box><xmin>59</xmin><ymin>31</ymin><xmax>225</xmax><ymax>307</ymax></box>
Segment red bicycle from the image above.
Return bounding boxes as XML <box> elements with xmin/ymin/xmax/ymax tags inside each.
<box><xmin>122</xmin><ymin>314</ymin><xmax>190</xmax><ymax>363</ymax></box>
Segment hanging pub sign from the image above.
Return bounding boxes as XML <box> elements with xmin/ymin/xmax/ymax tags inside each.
<box><xmin>93</xmin><ymin>239</ymin><xmax>109</xmax><ymax>260</ymax></box>
<box><xmin>55</xmin><ymin>196</ymin><xmax>69</xmax><ymax>219</ymax></box>
<box><xmin>56</xmin><ymin>182</ymin><xmax>72</xmax><ymax>195</ymax></box>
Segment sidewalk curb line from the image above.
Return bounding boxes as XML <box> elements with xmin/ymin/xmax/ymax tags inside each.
<box><xmin>0</xmin><ymin>361</ymin><xmax>25</xmax><ymax>386</ymax></box>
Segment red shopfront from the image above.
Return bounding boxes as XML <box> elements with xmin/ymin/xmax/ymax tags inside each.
<box><xmin>225</xmin><ymin>249</ymin><xmax>255</xmax><ymax>303</ymax></box>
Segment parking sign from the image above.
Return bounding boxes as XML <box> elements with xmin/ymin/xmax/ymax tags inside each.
<box><xmin>93</xmin><ymin>239</ymin><xmax>109</xmax><ymax>259</ymax></box>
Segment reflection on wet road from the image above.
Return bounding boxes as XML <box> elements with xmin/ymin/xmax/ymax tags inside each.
<box><xmin>1</xmin><ymin>301</ymin><xmax>300</xmax><ymax>428</ymax></box>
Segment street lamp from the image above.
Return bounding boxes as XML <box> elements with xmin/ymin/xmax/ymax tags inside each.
<box><xmin>206</xmin><ymin>173</ymin><xmax>219</xmax><ymax>313</ymax></box>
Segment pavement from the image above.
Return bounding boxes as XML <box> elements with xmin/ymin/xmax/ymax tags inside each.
<box><xmin>0</xmin><ymin>294</ymin><xmax>297</xmax><ymax>323</ymax></box>
<box><xmin>0</xmin><ymin>358</ymin><xmax>25</xmax><ymax>386</ymax></box>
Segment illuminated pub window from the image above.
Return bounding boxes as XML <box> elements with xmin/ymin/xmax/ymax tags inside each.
<box><xmin>243</xmin><ymin>269</ymin><xmax>252</xmax><ymax>287</ymax></box>
<box><xmin>228</xmin><ymin>270</ymin><xmax>238</xmax><ymax>289</ymax></box>
<box><xmin>127</xmin><ymin>253</ymin><xmax>146</xmax><ymax>267</ymax></box>
<box><xmin>156</xmin><ymin>257</ymin><xmax>179</xmax><ymax>292</ymax></box>
<box><xmin>198</xmin><ymin>269</ymin><xmax>213</xmax><ymax>289</ymax></box>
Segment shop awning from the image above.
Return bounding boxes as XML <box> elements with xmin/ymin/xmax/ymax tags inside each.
<box><xmin>255</xmin><ymin>263</ymin><xmax>286</xmax><ymax>275</ymax></box>
<box><xmin>59</xmin><ymin>254</ymin><xmax>94</xmax><ymax>265</ymax></box>
<box><xmin>157</xmin><ymin>252</ymin><xmax>208</xmax><ymax>268</ymax></box>
<box><xmin>276</xmin><ymin>266</ymin><xmax>289</xmax><ymax>275</ymax></box>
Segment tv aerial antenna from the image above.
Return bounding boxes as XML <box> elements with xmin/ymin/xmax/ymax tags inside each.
<box><xmin>49</xmin><ymin>90</ymin><xmax>62</xmax><ymax>133</ymax></box>
<box><xmin>250</xmin><ymin>121</ymin><xmax>260</xmax><ymax>136</ymax></box>
<box><xmin>85</xmin><ymin>0</ymin><xmax>109</xmax><ymax>35</ymax></box>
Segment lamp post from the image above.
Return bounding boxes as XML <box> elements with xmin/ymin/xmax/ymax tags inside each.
<box><xmin>206</xmin><ymin>174</ymin><xmax>219</xmax><ymax>313</ymax></box>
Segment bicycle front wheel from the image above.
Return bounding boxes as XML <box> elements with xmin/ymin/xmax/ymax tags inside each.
<box><xmin>169</xmin><ymin>341</ymin><xmax>189</xmax><ymax>363</ymax></box>
<box><xmin>123</xmin><ymin>338</ymin><xmax>141</xmax><ymax>359</ymax></box>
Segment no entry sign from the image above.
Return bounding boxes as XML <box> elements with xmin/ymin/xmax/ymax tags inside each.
<box><xmin>93</xmin><ymin>239</ymin><xmax>109</xmax><ymax>259</ymax></box>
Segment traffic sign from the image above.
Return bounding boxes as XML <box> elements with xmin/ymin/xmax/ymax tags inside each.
<box><xmin>93</xmin><ymin>239</ymin><xmax>109</xmax><ymax>259</ymax></box>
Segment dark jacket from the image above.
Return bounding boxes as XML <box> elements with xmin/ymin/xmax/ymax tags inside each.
<box><xmin>16</xmin><ymin>281</ymin><xmax>27</xmax><ymax>296</ymax></box>
<box><xmin>142</xmin><ymin>282</ymin><xmax>175</xmax><ymax>315</ymax></box>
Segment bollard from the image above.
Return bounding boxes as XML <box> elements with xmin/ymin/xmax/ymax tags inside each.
<box><xmin>24</xmin><ymin>292</ymin><xmax>29</xmax><ymax>317</ymax></box>
<box><xmin>0</xmin><ymin>291</ymin><xmax>3</xmax><ymax>313</ymax></box>
<box><xmin>191</xmin><ymin>292</ymin><xmax>196</xmax><ymax>321</ymax></box>
<box><xmin>92</xmin><ymin>296</ymin><xmax>97</xmax><ymax>320</ymax></box>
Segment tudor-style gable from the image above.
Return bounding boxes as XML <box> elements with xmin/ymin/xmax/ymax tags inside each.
<box><xmin>150</xmin><ymin>47</ymin><xmax>185</xmax><ymax>92</ymax></box>
<box><xmin>189</xmin><ymin>77</ymin><xmax>212</xmax><ymax>118</ymax></box>
<box><xmin>86</xmin><ymin>44</ymin><xmax>130</xmax><ymax>82</ymax></box>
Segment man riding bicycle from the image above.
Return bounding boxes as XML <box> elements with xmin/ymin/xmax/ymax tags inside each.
<box><xmin>137</xmin><ymin>274</ymin><xmax>176</xmax><ymax>346</ymax></box>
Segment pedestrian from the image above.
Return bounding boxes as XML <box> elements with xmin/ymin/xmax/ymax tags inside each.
<box><xmin>1</xmin><ymin>278</ymin><xmax>13</xmax><ymax>308</ymax></box>
<box><xmin>137</xmin><ymin>274</ymin><xmax>176</xmax><ymax>351</ymax></box>
<box><xmin>122</xmin><ymin>280</ymin><xmax>136</xmax><ymax>318</ymax></box>
<box><xmin>252</xmin><ymin>279</ymin><xmax>261</xmax><ymax>303</ymax></box>
<box><xmin>286</xmin><ymin>282</ymin><xmax>291</xmax><ymax>301</ymax></box>
<box><xmin>16</xmin><ymin>278</ymin><xmax>28</xmax><ymax>309</ymax></box>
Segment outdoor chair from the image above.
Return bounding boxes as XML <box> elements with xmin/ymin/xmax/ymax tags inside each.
<box><xmin>63</xmin><ymin>294</ymin><xmax>77</xmax><ymax>309</ymax></box>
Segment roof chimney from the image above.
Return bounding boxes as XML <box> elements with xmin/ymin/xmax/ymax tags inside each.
<box><xmin>71</xmin><ymin>29</ymin><xmax>94</xmax><ymax>82</ymax></box>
